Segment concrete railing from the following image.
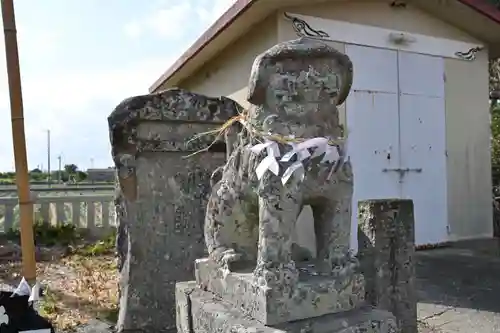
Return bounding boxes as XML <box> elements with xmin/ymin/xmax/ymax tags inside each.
<box><xmin>0</xmin><ymin>193</ymin><xmax>116</xmax><ymax>233</ymax></box>
<box><xmin>0</xmin><ymin>185</ymin><xmax>115</xmax><ymax>193</ymax></box>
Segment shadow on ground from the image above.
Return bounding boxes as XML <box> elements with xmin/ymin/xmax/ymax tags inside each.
<box><xmin>416</xmin><ymin>238</ymin><xmax>500</xmax><ymax>312</ymax></box>
<box><xmin>416</xmin><ymin>238</ymin><xmax>500</xmax><ymax>332</ymax></box>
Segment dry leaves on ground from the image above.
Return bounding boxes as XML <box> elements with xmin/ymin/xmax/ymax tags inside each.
<box><xmin>0</xmin><ymin>244</ymin><xmax>118</xmax><ymax>332</ymax></box>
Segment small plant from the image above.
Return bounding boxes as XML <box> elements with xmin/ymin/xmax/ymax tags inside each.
<box><xmin>38</xmin><ymin>289</ymin><xmax>58</xmax><ymax>317</ymax></box>
<box><xmin>99</xmin><ymin>307</ymin><xmax>118</xmax><ymax>324</ymax></box>
<box><xmin>5</xmin><ymin>220</ymin><xmax>81</xmax><ymax>246</ymax></box>
<box><xmin>73</xmin><ymin>229</ymin><xmax>116</xmax><ymax>257</ymax></box>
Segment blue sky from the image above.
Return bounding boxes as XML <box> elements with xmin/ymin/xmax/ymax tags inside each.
<box><xmin>0</xmin><ymin>0</ymin><xmax>235</xmax><ymax>171</ymax></box>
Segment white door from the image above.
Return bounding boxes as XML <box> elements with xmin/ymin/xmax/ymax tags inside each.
<box><xmin>346</xmin><ymin>45</ymin><xmax>402</xmax><ymax>252</ymax></box>
<box><xmin>398</xmin><ymin>52</ymin><xmax>448</xmax><ymax>245</ymax></box>
<box><xmin>345</xmin><ymin>44</ymin><xmax>448</xmax><ymax>250</ymax></box>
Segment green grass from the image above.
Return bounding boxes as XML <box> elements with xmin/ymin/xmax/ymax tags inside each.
<box><xmin>0</xmin><ymin>179</ymin><xmax>15</xmax><ymax>185</ymax></box>
<box><xmin>39</xmin><ymin>289</ymin><xmax>59</xmax><ymax>317</ymax></box>
<box><xmin>72</xmin><ymin>230</ymin><xmax>116</xmax><ymax>256</ymax></box>
<box><xmin>98</xmin><ymin>307</ymin><xmax>119</xmax><ymax>324</ymax></box>
<box><xmin>5</xmin><ymin>221</ymin><xmax>82</xmax><ymax>246</ymax></box>
<box><xmin>4</xmin><ymin>220</ymin><xmax>116</xmax><ymax>253</ymax></box>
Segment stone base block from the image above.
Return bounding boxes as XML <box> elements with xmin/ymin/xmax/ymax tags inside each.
<box><xmin>194</xmin><ymin>258</ymin><xmax>365</xmax><ymax>325</ymax></box>
<box><xmin>176</xmin><ymin>281</ymin><xmax>397</xmax><ymax>333</ymax></box>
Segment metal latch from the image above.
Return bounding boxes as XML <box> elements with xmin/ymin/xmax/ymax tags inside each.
<box><xmin>382</xmin><ymin>168</ymin><xmax>422</xmax><ymax>173</ymax></box>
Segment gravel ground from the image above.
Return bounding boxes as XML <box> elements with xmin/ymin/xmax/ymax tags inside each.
<box><xmin>2</xmin><ymin>238</ymin><xmax>500</xmax><ymax>332</ymax></box>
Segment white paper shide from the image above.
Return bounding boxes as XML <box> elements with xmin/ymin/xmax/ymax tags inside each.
<box><xmin>248</xmin><ymin>137</ymin><xmax>343</xmax><ymax>185</ymax></box>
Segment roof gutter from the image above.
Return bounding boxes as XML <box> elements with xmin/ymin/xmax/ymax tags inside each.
<box><xmin>457</xmin><ymin>0</ymin><xmax>500</xmax><ymax>24</ymax></box>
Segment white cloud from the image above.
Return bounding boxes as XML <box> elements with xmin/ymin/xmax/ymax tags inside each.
<box><xmin>22</xmin><ymin>56</ymin><xmax>174</xmax><ymax>114</ymax></box>
<box><xmin>124</xmin><ymin>0</ymin><xmax>236</xmax><ymax>39</ymax></box>
<box><xmin>0</xmin><ymin>51</ymin><xmax>178</xmax><ymax>171</ymax></box>
<box><xmin>123</xmin><ymin>21</ymin><xmax>142</xmax><ymax>39</ymax></box>
<box><xmin>123</xmin><ymin>2</ymin><xmax>192</xmax><ymax>40</ymax></box>
<box><xmin>0</xmin><ymin>0</ymin><xmax>239</xmax><ymax>171</ymax></box>
<box><xmin>149</xmin><ymin>3</ymin><xmax>193</xmax><ymax>39</ymax></box>
<box><xmin>20</xmin><ymin>30</ymin><xmax>61</xmax><ymax>59</ymax></box>
<box><xmin>196</xmin><ymin>0</ymin><xmax>236</xmax><ymax>27</ymax></box>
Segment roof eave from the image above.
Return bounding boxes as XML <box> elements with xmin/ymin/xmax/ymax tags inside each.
<box><xmin>458</xmin><ymin>0</ymin><xmax>500</xmax><ymax>24</ymax></box>
<box><xmin>149</xmin><ymin>0</ymin><xmax>500</xmax><ymax>93</ymax></box>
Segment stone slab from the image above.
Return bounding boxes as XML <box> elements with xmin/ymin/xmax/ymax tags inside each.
<box><xmin>194</xmin><ymin>258</ymin><xmax>365</xmax><ymax>325</ymax></box>
<box><xmin>177</xmin><ymin>281</ymin><xmax>397</xmax><ymax>333</ymax></box>
<box><xmin>109</xmin><ymin>89</ymin><xmax>241</xmax><ymax>333</ymax></box>
<box><xmin>176</xmin><ymin>280</ymin><xmax>197</xmax><ymax>333</ymax></box>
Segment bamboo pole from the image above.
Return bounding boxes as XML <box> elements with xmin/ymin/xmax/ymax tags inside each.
<box><xmin>1</xmin><ymin>0</ymin><xmax>36</xmax><ymax>282</ymax></box>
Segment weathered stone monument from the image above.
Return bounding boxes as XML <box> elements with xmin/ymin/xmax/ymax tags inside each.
<box><xmin>108</xmin><ymin>89</ymin><xmax>240</xmax><ymax>333</ymax></box>
<box><xmin>358</xmin><ymin>199</ymin><xmax>417</xmax><ymax>333</ymax></box>
<box><xmin>176</xmin><ymin>38</ymin><xmax>399</xmax><ymax>332</ymax></box>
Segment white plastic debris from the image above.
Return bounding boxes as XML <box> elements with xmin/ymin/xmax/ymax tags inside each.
<box><xmin>11</xmin><ymin>277</ymin><xmax>31</xmax><ymax>297</ymax></box>
<box><xmin>10</xmin><ymin>277</ymin><xmax>41</xmax><ymax>303</ymax></box>
<box><xmin>28</xmin><ymin>282</ymin><xmax>41</xmax><ymax>302</ymax></box>
<box><xmin>0</xmin><ymin>305</ymin><xmax>8</xmax><ymax>325</ymax></box>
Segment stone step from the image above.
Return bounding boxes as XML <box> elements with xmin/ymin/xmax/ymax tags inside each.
<box><xmin>176</xmin><ymin>281</ymin><xmax>397</xmax><ymax>333</ymax></box>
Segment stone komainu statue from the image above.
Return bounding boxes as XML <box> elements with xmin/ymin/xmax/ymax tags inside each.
<box><xmin>204</xmin><ymin>37</ymin><xmax>355</xmax><ymax>284</ymax></box>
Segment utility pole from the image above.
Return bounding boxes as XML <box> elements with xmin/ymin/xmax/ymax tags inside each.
<box><xmin>57</xmin><ymin>154</ymin><xmax>62</xmax><ymax>183</ymax></box>
<box><xmin>1</xmin><ymin>0</ymin><xmax>36</xmax><ymax>282</ymax></box>
<box><xmin>47</xmin><ymin>129</ymin><xmax>51</xmax><ymax>187</ymax></box>
<box><xmin>89</xmin><ymin>158</ymin><xmax>95</xmax><ymax>184</ymax></box>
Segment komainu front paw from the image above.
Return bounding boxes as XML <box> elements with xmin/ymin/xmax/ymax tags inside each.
<box><xmin>210</xmin><ymin>247</ymin><xmax>244</xmax><ymax>269</ymax></box>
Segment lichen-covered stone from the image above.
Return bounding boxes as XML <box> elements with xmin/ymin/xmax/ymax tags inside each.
<box><xmin>108</xmin><ymin>89</ymin><xmax>241</xmax><ymax>333</ymax></box>
<box><xmin>195</xmin><ymin>258</ymin><xmax>364</xmax><ymax>325</ymax></box>
<box><xmin>357</xmin><ymin>199</ymin><xmax>417</xmax><ymax>333</ymax></box>
<box><xmin>198</xmin><ymin>37</ymin><xmax>370</xmax><ymax>327</ymax></box>
<box><xmin>177</xmin><ymin>281</ymin><xmax>397</xmax><ymax>333</ymax></box>
<box><xmin>162</xmin><ymin>38</ymin><xmax>407</xmax><ymax>333</ymax></box>
<box><xmin>204</xmin><ymin>37</ymin><xmax>356</xmax><ymax>284</ymax></box>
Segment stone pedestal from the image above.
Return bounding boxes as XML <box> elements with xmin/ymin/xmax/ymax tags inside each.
<box><xmin>358</xmin><ymin>199</ymin><xmax>417</xmax><ymax>333</ymax></box>
<box><xmin>176</xmin><ymin>281</ymin><xmax>397</xmax><ymax>333</ymax></box>
<box><xmin>177</xmin><ymin>255</ymin><xmax>397</xmax><ymax>332</ymax></box>
<box><xmin>195</xmin><ymin>258</ymin><xmax>365</xmax><ymax>325</ymax></box>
